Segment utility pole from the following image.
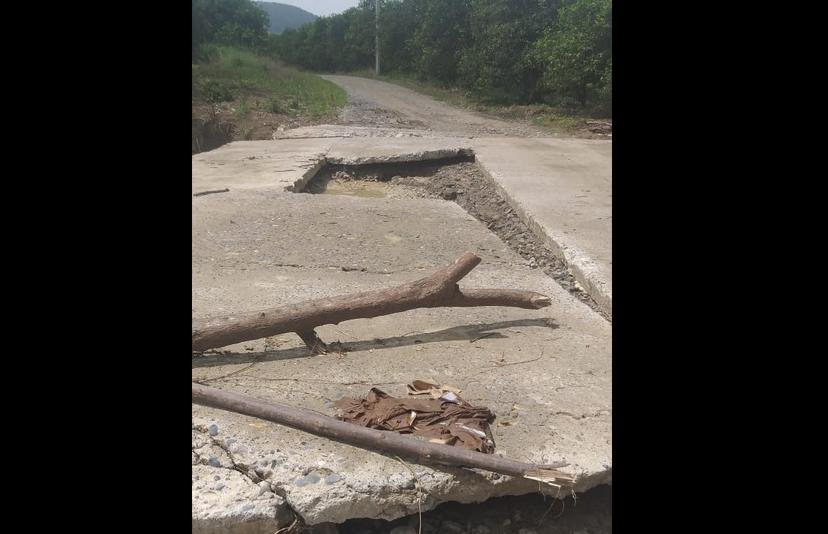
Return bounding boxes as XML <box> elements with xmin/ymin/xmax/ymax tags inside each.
<box><xmin>375</xmin><ymin>0</ymin><xmax>380</xmax><ymax>75</ymax></box>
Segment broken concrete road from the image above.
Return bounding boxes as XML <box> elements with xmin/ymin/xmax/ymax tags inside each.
<box><xmin>472</xmin><ymin>138</ymin><xmax>612</xmax><ymax>316</ymax></box>
<box><xmin>195</xmin><ymin>131</ymin><xmax>612</xmax><ymax>316</ymax></box>
<box><xmin>192</xmin><ymin>134</ymin><xmax>611</xmax><ymax>529</ymax></box>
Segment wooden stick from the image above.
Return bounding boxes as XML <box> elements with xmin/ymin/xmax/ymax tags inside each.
<box><xmin>193</xmin><ymin>188</ymin><xmax>230</xmax><ymax>197</ymax></box>
<box><xmin>192</xmin><ymin>252</ymin><xmax>551</xmax><ymax>352</ymax></box>
<box><xmin>192</xmin><ymin>382</ymin><xmax>573</xmax><ymax>484</ymax></box>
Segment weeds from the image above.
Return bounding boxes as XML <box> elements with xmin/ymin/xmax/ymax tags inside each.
<box><xmin>193</xmin><ymin>47</ymin><xmax>345</xmax><ymax>120</ymax></box>
<box><xmin>349</xmin><ymin>69</ymin><xmax>604</xmax><ymax>135</ymax></box>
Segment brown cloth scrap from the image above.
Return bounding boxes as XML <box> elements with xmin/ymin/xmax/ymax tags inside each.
<box><xmin>334</xmin><ymin>388</ymin><xmax>496</xmax><ymax>453</ymax></box>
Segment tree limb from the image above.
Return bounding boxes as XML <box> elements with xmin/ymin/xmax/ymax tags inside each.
<box><xmin>192</xmin><ymin>252</ymin><xmax>551</xmax><ymax>352</ymax></box>
<box><xmin>192</xmin><ymin>382</ymin><xmax>573</xmax><ymax>485</ymax></box>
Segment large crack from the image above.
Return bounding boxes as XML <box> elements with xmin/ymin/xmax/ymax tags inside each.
<box><xmin>192</xmin><ymin>423</ymin><xmax>263</xmax><ymax>484</ymax></box>
<box><xmin>192</xmin><ymin>424</ymin><xmax>307</xmax><ymax>528</ymax></box>
<box><xmin>298</xmin><ymin>159</ymin><xmax>608</xmax><ymax>320</ymax></box>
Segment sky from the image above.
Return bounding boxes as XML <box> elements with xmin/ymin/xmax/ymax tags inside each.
<box><xmin>276</xmin><ymin>0</ymin><xmax>361</xmax><ymax>17</ymax></box>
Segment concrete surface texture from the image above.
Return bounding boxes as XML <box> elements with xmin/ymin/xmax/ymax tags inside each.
<box><xmin>193</xmin><ymin>139</ymin><xmax>611</xmax><ymax>529</ymax></box>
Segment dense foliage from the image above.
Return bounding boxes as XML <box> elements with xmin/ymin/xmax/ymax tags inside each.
<box><xmin>192</xmin><ymin>0</ymin><xmax>270</xmax><ymax>58</ymax></box>
<box><xmin>272</xmin><ymin>0</ymin><xmax>611</xmax><ymax>111</ymax></box>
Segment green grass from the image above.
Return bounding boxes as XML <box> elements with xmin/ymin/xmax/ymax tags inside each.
<box><xmin>348</xmin><ymin>69</ymin><xmax>604</xmax><ymax>135</ymax></box>
<box><xmin>193</xmin><ymin>47</ymin><xmax>346</xmax><ymax>120</ymax></box>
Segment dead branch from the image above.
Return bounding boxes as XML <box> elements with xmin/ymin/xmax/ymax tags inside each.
<box><xmin>192</xmin><ymin>252</ymin><xmax>552</xmax><ymax>352</ymax></box>
<box><xmin>193</xmin><ymin>188</ymin><xmax>230</xmax><ymax>197</ymax></box>
<box><xmin>192</xmin><ymin>382</ymin><xmax>573</xmax><ymax>484</ymax></box>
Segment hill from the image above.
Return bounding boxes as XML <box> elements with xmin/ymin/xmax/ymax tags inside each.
<box><xmin>255</xmin><ymin>2</ymin><xmax>317</xmax><ymax>34</ymax></box>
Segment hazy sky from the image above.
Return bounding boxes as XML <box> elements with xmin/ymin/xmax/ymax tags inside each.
<box><xmin>277</xmin><ymin>1</ymin><xmax>361</xmax><ymax>17</ymax></box>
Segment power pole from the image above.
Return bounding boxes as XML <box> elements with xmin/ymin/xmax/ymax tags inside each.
<box><xmin>375</xmin><ymin>0</ymin><xmax>380</xmax><ymax>75</ymax></box>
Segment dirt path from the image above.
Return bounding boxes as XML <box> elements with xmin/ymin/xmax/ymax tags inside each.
<box><xmin>321</xmin><ymin>75</ymin><xmax>549</xmax><ymax>138</ymax></box>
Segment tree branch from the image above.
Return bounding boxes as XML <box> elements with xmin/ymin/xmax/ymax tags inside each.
<box><xmin>192</xmin><ymin>382</ymin><xmax>573</xmax><ymax>485</ymax></box>
<box><xmin>192</xmin><ymin>252</ymin><xmax>551</xmax><ymax>352</ymax></box>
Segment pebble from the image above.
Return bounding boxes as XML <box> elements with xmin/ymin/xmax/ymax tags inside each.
<box><xmin>294</xmin><ymin>472</ymin><xmax>321</xmax><ymax>487</ymax></box>
<box><xmin>324</xmin><ymin>474</ymin><xmax>342</xmax><ymax>485</ymax></box>
<box><xmin>208</xmin><ymin>424</ymin><xmax>219</xmax><ymax>436</ymax></box>
<box><xmin>208</xmin><ymin>457</ymin><xmax>221</xmax><ymax>468</ymax></box>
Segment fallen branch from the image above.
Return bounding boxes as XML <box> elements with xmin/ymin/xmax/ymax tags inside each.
<box><xmin>193</xmin><ymin>188</ymin><xmax>230</xmax><ymax>197</ymax></box>
<box><xmin>192</xmin><ymin>382</ymin><xmax>573</xmax><ymax>485</ymax></box>
<box><xmin>192</xmin><ymin>252</ymin><xmax>552</xmax><ymax>352</ymax></box>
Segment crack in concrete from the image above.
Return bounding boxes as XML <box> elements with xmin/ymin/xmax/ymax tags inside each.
<box><xmin>192</xmin><ymin>424</ymin><xmax>307</xmax><ymax>527</ymax></box>
<box><xmin>267</xmin><ymin>262</ymin><xmax>412</xmax><ymax>275</ymax></box>
<box><xmin>549</xmin><ymin>409</ymin><xmax>611</xmax><ymax>421</ymax></box>
<box><xmin>193</xmin><ymin>424</ymin><xmax>262</xmax><ymax>484</ymax></box>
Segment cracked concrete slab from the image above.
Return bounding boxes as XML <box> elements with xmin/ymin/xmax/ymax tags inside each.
<box><xmin>471</xmin><ymin>138</ymin><xmax>612</xmax><ymax>316</ymax></box>
<box><xmin>193</xmin><ymin>129</ymin><xmax>612</xmax><ymax>316</ymax></box>
<box><xmin>192</xmin><ymin>136</ymin><xmax>611</xmax><ymax>530</ymax></box>
<box><xmin>192</xmin><ymin>426</ymin><xmax>295</xmax><ymax>533</ymax></box>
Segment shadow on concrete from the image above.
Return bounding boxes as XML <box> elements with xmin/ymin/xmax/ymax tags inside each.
<box><xmin>192</xmin><ymin>317</ymin><xmax>559</xmax><ymax>369</ymax></box>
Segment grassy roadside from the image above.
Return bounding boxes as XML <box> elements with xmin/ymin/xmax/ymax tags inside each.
<box><xmin>348</xmin><ymin>69</ymin><xmax>611</xmax><ymax>137</ymax></box>
<box><xmin>192</xmin><ymin>47</ymin><xmax>347</xmax><ymax>153</ymax></box>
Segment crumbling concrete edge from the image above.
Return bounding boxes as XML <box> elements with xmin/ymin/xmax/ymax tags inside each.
<box><xmin>286</xmin><ymin>155</ymin><xmax>327</xmax><ymax>193</ymax></box>
<box><xmin>473</xmin><ymin>159</ymin><xmax>612</xmax><ymax>319</ymax></box>
<box><xmin>326</xmin><ymin>147</ymin><xmax>475</xmax><ymax>166</ymax></box>
<box><xmin>286</xmin><ymin>147</ymin><xmax>476</xmax><ymax>193</ymax></box>
<box><xmin>282</xmin><ymin>145</ymin><xmax>612</xmax><ymax>319</ymax></box>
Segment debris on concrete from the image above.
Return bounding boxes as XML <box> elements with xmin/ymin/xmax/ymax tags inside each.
<box><xmin>406</xmin><ymin>379</ymin><xmax>462</xmax><ymax>398</ymax></box>
<box><xmin>193</xmin><ymin>188</ymin><xmax>230</xmax><ymax>197</ymax></box>
<box><xmin>334</xmin><ymin>387</ymin><xmax>496</xmax><ymax>453</ymax></box>
<box><xmin>192</xmin><ymin>382</ymin><xmax>572</xmax><ymax>486</ymax></box>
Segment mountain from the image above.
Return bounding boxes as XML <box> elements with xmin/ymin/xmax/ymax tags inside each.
<box><xmin>255</xmin><ymin>2</ymin><xmax>317</xmax><ymax>34</ymax></box>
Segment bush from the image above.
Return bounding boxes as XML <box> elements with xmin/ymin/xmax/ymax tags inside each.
<box><xmin>202</xmin><ymin>80</ymin><xmax>236</xmax><ymax>103</ymax></box>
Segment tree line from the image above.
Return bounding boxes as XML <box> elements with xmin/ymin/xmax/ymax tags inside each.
<box><xmin>191</xmin><ymin>0</ymin><xmax>611</xmax><ymax>113</ymax></box>
<box><xmin>192</xmin><ymin>0</ymin><xmax>272</xmax><ymax>59</ymax></box>
<box><xmin>273</xmin><ymin>0</ymin><xmax>611</xmax><ymax>112</ymax></box>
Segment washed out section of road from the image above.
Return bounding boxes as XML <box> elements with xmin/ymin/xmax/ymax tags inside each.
<box><xmin>193</xmin><ymin>149</ymin><xmax>611</xmax><ymax>526</ymax></box>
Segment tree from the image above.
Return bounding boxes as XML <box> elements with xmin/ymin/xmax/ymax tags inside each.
<box><xmin>458</xmin><ymin>0</ymin><xmax>559</xmax><ymax>103</ymax></box>
<box><xmin>534</xmin><ymin>0</ymin><xmax>612</xmax><ymax>107</ymax></box>
<box><xmin>407</xmin><ymin>0</ymin><xmax>471</xmax><ymax>83</ymax></box>
<box><xmin>192</xmin><ymin>0</ymin><xmax>269</xmax><ymax>59</ymax></box>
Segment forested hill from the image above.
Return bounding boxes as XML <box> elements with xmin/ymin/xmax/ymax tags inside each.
<box><xmin>255</xmin><ymin>2</ymin><xmax>317</xmax><ymax>34</ymax></box>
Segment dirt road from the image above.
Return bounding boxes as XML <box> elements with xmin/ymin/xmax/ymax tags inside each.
<box><xmin>321</xmin><ymin>75</ymin><xmax>549</xmax><ymax>137</ymax></box>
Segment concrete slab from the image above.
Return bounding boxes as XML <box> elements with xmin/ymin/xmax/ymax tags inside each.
<box><xmin>191</xmin><ymin>139</ymin><xmax>330</xmax><ymax>195</ymax></box>
<box><xmin>193</xmin><ymin>141</ymin><xmax>611</xmax><ymax>529</ymax></box>
<box><xmin>192</xmin><ymin>132</ymin><xmax>611</xmax><ymax>315</ymax></box>
<box><xmin>471</xmin><ymin>138</ymin><xmax>612</xmax><ymax>316</ymax></box>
